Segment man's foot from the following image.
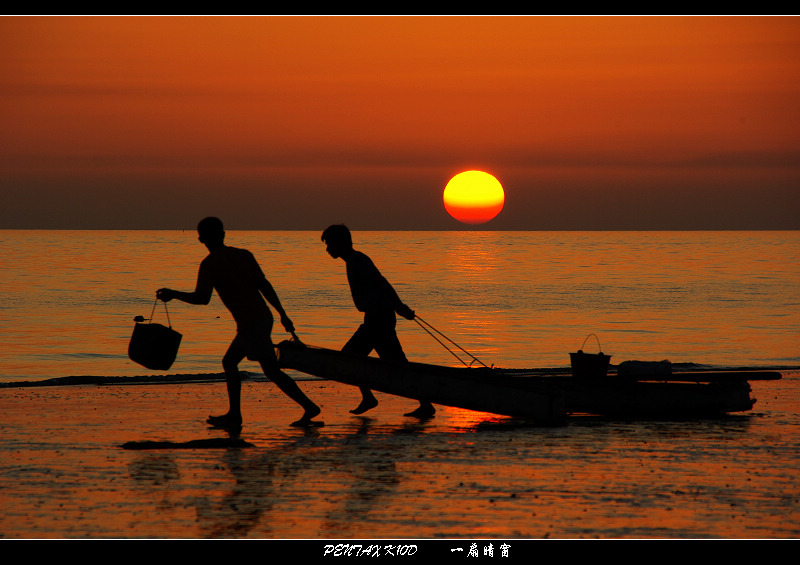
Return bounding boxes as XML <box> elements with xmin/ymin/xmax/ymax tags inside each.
<box><xmin>291</xmin><ymin>404</ymin><xmax>322</xmax><ymax>427</ymax></box>
<box><xmin>350</xmin><ymin>396</ymin><xmax>379</xmax><ymax>415</ymax></box>
<box><xmin>405</xmin><ymin>403</ymin><xmax>436</xmax><ymax>420</ymax></box>
<box><xmin>290</xmin><ymin>418</ymin><xmax>325</xmax><ymax>428</ymax></box>
<box><xmin>206</xmin><ymin>413</ymin><xmax>242</xmax><ymax>430</ymax></box>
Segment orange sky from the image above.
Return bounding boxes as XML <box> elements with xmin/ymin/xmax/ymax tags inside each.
<box><xmin>1</xmin><ymin>16</ymin><xmax>798</xmax><ymax>230</ymax></box>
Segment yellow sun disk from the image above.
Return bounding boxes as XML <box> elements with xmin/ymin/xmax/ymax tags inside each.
<box><xmin>443</xmin><ymin>171</ymin><xmax>505</xmax><ymax>224</ymax></box>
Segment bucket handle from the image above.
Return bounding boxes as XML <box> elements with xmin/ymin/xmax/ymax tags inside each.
<box><xmin>135</xmin><ymin>297</ymin><xmax>173</xmax><ymax>328</ymax></box>
<box><xmin>579</xmin><ymin>333</ymin><xmax>603</xmax><ymax>353</ymax></box>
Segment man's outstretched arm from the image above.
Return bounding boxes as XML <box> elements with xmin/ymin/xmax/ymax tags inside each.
<box><xmin>157</xmin><ymin>268</ymin><xmax>213</xmax><ymax>305</ymax></box>
<box><xmin>259</xmin><ymin>278</ymin><xmax>295</xmax><ymax>333</ymax></box>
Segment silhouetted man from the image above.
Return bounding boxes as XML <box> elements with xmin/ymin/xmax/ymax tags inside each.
<box><xmin>321</xmin><ymin>224</ymin><xmax>435</xmax><ymax>419</ymax></box>
<box><xmin>157</xmin><ymin>217</ymin><xmax>320</xmax><ymax>428</ymax></box>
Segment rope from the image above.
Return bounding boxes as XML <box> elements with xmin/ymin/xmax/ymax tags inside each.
<box><xmin>149</xmin><ymin>297</ymin><xmax>173</xmax><ymax>328</ymax></box>
<box><xmin>413</xmin><ymin>316</ymin><xmax>489</xmax><ymax>368</ymax></box>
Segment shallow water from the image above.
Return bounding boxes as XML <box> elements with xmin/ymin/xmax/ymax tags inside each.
<box><xmin>1</xmin><ymin>373</ymin><xmax>798</xmax><ymax>539</ymax></box>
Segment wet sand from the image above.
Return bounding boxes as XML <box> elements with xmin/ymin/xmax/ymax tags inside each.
<box><xmin>1</xmin><ymin>374</ymin><xmax>799</xmax><ymax>539</ymax></box>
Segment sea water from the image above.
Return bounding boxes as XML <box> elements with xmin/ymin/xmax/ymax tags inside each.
<box><xmin>2</xmin><ymin>229</ymin><xmax>800</xmax><ymax>539</ymax></box>
<box><xmin>1</xmin><ymin>230</ymin><xmax>798</xmax><ymax>381</ymax></box>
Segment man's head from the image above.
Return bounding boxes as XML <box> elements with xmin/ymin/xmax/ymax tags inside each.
<box><xmin>321</xmin><ymin>224</ymin><xmax>352</xmax><ymax>259</ymax></box>
<box><xmin>197</xmin><ymin>217</ymin><xmax>225</xmax><ymax>247</ymax></box>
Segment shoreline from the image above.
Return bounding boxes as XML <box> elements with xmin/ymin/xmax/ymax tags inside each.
<box><xmin>2</xmin><ymin>362</ymin><xmax>797</xmax><ymax>389</ymax></box>
<box><xmin>0</xmin><ymin>372</ymin><xmax>324</xmax><ymax>388</ymax></box>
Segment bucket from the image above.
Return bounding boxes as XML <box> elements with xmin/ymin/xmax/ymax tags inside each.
<box><xmin>128</xmin><ymin>300</ymin><xmax>182</xmax><ymax>370</ymax></box>
<box><xmin>570</xmin><ymin>333</ymin><xmax>611</xmax><ymax>378</ymax></box>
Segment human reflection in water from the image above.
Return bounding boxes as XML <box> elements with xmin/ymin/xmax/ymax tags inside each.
<box><xmin>321</xmin><ymin>224</ymin><xmax>435</xmax><ymax>419</ymax></box>
<box><xmin>191</xmin><ymin>422</ymin><xmax>400</xmax><ymax>538</ymax></box>
<box><xmin>157</xmin><ymin>217</ymin><xmax>321</xmax><ymax>429</ymax></box>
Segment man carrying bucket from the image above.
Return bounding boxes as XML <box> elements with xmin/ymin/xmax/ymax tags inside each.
<box><xmin>157</xmin><ymin>217</ymin><xmax>321</xmax><ymax>429</ymax></box>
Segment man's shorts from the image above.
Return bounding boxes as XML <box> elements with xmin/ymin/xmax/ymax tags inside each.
<box><xmin>230</xmin><ymin>318</ymin><xmax>276</xmax><ymax>362</ymax></box>
<box><xmin>342</xmin><ymin>309</ymin><xmax>406</xmax><ymax>362</ymax></box>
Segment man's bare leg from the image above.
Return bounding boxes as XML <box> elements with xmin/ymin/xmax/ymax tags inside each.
<box><xmin>350</xmin><ymin>386</ymin><xmax>379</xmax><ymax>414</ymax></box>
<box><xmin>207</xmin><ymin>368</ymin><xmax>243</xmax><ymax>428</ymax></box>
<box><xmin>261</xmin><ymin>361</ymin><xmax>321</xmax><ymax>426</ymax></box>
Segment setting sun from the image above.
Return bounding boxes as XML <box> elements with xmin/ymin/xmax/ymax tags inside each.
<box><xmin>443</xmin><ymin>170</ymin><xmax>505</xmax><ymax>225</ymax></box>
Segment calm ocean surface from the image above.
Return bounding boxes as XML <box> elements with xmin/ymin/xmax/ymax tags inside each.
<box><xmin>1</xmin><ymin>230</ymin><xmax>798</xmax><ymax>381</ymax></box>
